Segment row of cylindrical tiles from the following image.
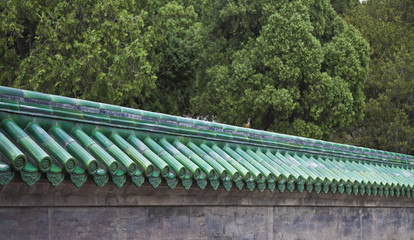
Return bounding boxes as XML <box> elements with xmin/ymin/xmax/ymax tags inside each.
<box><xmin>0</xmin><ymin>118</ymin><xmax>414</xmax><ymax>197</ymax></box>
<box><xmin>1</xmin><ymin>85</ymin><xmax>412</xmax><ymax>165</ymax></box>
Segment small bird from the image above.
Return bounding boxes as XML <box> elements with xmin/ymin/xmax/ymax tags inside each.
<box><xmin>243</xmin><ymin>118</ymin><xmax>251</xmax><ymax>128</ymax></box>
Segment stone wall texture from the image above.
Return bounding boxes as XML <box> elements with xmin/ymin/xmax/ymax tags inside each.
<box><xmin>2</xmin><ymin>206</ymin><xmax>414</xmax><ymax>239</ymax></box>
<box><xmin>1</xmin><ymin>180</ymin><xmax>414</xmax><ymax>240</ymax></box>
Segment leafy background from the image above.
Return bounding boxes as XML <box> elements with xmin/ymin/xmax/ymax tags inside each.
<box><xmin>1</xmin><ymin>0</ymin><xmax>413</xmax><ymax>154</ymax></box>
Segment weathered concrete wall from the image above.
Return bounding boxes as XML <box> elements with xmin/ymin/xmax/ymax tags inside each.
<box><xmin>1</xmin><ymin>180</ymin><xmax>414</xmax><ymax>239</ymax></box>
<box><xmin>1</xmin><ymin>206</ymin><xmax>414</xmax><ymax>239</ymax></box>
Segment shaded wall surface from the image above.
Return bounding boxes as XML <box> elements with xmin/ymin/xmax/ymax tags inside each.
<box><xmin>2</xmin><ymin>206</ymin><xmax>414</xmax><ymax>240</ymax></box>
<box><xmin>1</xmin><ymin>180</ymin><xmax>414</xmax><ymax>240</ymax></box>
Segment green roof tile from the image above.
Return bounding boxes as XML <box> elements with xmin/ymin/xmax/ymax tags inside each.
<box><xmin>49</xmin><ymin>126</ymin><xmax>98</xmax><ymax>174</ymax></box>
<box><xmin>26</xmin><ymin>122</ymin><xmax>76</xmax><ymax>173</ymax></box>
<box><xmin>1</xmin><ymin>119</ymin><xmax>51</xmax><ymax>172</ymax></box>
<box><xmin>0</xmin><ymin>131</ymin><xmax>27</xmax><ymax>171</ymax></box>
<box><xmin>93</xmin><ymin>130</ymin><xmax>138</xmax><ymax>176</ymax></box>
<box><xmin>173</xmin><ymin>140</ymin><xmax>217</xmax><ymax>179</ymax></box>
<box><xmin>141</xmin><ymin>136</ymin><xmax>186</xmax><ymax>178</ymax></box>
<box><xmin>109</xmin><ymin>133</ymin><xmax>156</xmax><ymax>177</ymax></box>
<box><xmin>211</xmin><ymin>144</ymin><xmax>251</xmax><ymax>181</ymax></box>
<box><xmin>0</xmin><ymin>86</ymin><xmax>414</xmax><ymax>197</ymax></box>
<box><xmin>159</xmin><ymin>138</ymin><xmax>201</xmax><ymax>179</ymax></box>
<box><xmin>0</xmin><ymin>161</ymin><xmax>14</xmax><ymax>185</ymax></box>
<box><xmin>192</xmin><ymin>142</ymin><xmax>239</xmax><ymax>180</ymax></box>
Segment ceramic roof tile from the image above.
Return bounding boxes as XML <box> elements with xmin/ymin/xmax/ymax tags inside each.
<box><xmin>1</xmin><ymin>86</ymin><xmax>414</xmax><ymax>197</ymax></box>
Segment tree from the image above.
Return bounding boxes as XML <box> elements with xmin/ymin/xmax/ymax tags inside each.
<box><xmin>1</xmin><ymin>0</ymin><xmax>371</xmax><ymax>142</ymax></box>
<box><xmin>330</xmin><ymin>0</ymin><xmax>359</xmax><ymax>15</ymax></box>
<box><xmin>1</xmin><ymin>0</ymin><xmax>156</xmax><ymax>107</ymax></box>
<box><xmin>335</xmin><ymin>0</ymin><xmax>414</xmax><ymax>154</ymax></box>
<box><xmin>191</xmin><ymin>0</ymin><xmax>369</xmax><ymax>139</ymax></box>
<box><xmin>1</xmin><ymin>0</ymin><xmax>201</xmax><ymax>113</ymax></box>
<box><xmin>0</xmin><ymin>0</ymin><xmax>41</xmax><ymax>86</ymax></box>
<box><xmin>140</xmin><ymin>1</ymin><xmax>199</xmax><ymax>115</ymax></box>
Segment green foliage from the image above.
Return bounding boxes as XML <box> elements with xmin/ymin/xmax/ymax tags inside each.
<box><xmin>1</xmin><ymin>0</ymin><xmax>370</xmax><ymax>142</ymax></box>
<box><xmin>2</xmin><ymin>0</ymin><xmax>156</xmax><ymax>107</ymax></box>
<box><xmin>0</xmin><ymin>0</ymin><xmax>42</xmax><ymax>86</ymax></box>
<box><xmin>1</xmin><ymin>0</ymin><xmax>200</xmax><ymax>112</ymax></box>
<box><xmin>335</xmin><ymin>0</ymin><xmax>414</xmax><ymax>154</ymax></box>
<box><xmin>141</xmin><ymin>2</ymin><xmax>199</xmax><ymax>115</ymax></box>
<box><xmin>330</xmin><ymin>0</ymin><xmax>359</xmax><ymax>14</ymax></box>
<box><xmin>191</xmin><ymin>0</ymin><xmax>369</xmax><ymax>139</ymax></box>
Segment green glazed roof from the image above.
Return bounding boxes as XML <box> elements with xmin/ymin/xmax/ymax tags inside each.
<box><xmin>0</xmin><ymin>86</ymin><xmax>414</xmax><ymax>197</ymax></box>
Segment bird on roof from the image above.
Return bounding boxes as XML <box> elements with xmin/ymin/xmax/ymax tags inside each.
<box><xmin>243</xmin><ymin>118</ymin><xmax>251</xmax><ymax>128</ymax></box>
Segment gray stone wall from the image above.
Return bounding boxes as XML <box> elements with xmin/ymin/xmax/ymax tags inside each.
<box><xmin>1</xmin><ymin>206</ymin><xmax>414</xmax><ymax>239</ymax></box>
<box><xmin>1</xmin><ymin>180</ymin><xmax>414</xmax><ymax>239</ymax></box>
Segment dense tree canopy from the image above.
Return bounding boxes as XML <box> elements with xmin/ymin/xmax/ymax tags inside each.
<box><xmin>191</xmin><ymin>1</ymin><xmax>369</xmax><ymax>139</ymax></box>
<box><xmin>333</xmin><ymin>0</ymin><xmax>414</xmax><ymax>154</ymax></box>
<box><xmin>1</xmin><ymin>1</ymin><xmax>370</xmax><ymax>141</ymax></box>
<box><xmin>330</xmin><ymin>0</ymin><xmax>359</xmax><ymax>15</ymax></box>
<box><xmin>1</xmin><ymin>0</ymin><xmax>157</xmax><ymax>107</ymax></box>
<box><xmin>1</xmin><ymin>0</ymin><xmax>200</xmax><ymax>111</ymax></box>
